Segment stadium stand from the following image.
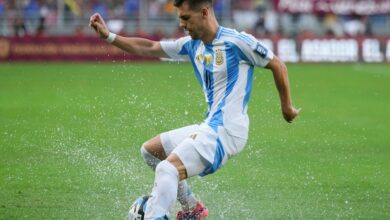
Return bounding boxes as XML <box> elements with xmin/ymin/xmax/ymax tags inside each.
<box><xmin>0</xmin><ymin>0</ymin><xmax>389</xmax><ymax>38</ymax></box>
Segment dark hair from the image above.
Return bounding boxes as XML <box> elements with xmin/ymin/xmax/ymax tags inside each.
<box><xmin>174</xmin><ymin>0</ymin><xmax>213</xmax><ymax>10</ymax></box>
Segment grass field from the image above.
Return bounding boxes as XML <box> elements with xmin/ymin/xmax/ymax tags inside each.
<box><xmin>0</xmin><ymin>62</ymin><xmax>389</xmax><ymax>219</ymax></box>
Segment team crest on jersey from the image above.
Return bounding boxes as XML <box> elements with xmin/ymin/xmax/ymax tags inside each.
<box><xmin>215</xmin><ymin>49</ymin><xmax>224</xmax><ymax>65</ymax></box>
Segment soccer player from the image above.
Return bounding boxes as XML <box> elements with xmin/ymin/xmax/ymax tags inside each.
<box><xmin>90</xmin><ymin>0</ymin><xmax>301</xmax><ymax>219</ymax></box>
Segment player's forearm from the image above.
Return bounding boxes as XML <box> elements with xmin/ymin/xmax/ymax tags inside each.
<box><xmin>274</xmin><ymin>70</ymin><xmax>293</xmax><ymax>110</ymax></box>
<box><xmin>89</xmin><ymin>13</ymin><xmax>165</xmax><ymax>57</ymax></box>
<box><xmin>267</xmin><ymin>57</ymin><xmax>293</xmax><ymax>110</ymax></box>
<box><xmin>111</xmin><ymin>35</ymin><xmax>166</xmax><ymax>57</ymax></box>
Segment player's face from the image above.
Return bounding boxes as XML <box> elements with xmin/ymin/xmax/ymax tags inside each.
<box><xmin>177</xmin><ymin>2</ymin><xmax>205</xmax><ymax>40</ymax></box>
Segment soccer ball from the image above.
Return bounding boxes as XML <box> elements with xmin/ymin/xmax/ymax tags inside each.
<box><xmin>128</xmin><ymin>195</ymin><xmax>169</xmax><ymax>220</ymax></box>
<box><xmin>128</xmin><ymin>195</ymin><xmax>149</xmax><ymax>220</ymax></box>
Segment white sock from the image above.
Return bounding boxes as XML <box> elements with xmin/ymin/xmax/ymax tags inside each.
<box><xmin>141</xmin><ymin>146</ymin><xmax>197</xmax><ymax>211</ymax></box>
<box><xmin>144</xmin><ymin>160</ymin><xmax>178</xmax><ymax>219</ymax></box>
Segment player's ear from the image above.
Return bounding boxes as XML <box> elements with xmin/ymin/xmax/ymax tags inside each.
<box><xmin>201</xmin><ymin>7</ymin><xmax>209</xmax><ymax>17</ymax></box>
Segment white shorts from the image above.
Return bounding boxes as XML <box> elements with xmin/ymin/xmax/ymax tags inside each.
<box><xmin>160</xmin><ymin>123</ymin><xmax>247</xmax><ymax>177</ymax></box>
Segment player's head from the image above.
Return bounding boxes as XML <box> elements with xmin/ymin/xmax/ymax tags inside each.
<box><xmin>174</xmin><ymin>0</ymin><xmax>213</xmax><ymax>10</ymax></box>
<box><xmin>174</xmin><ymin>0</ymin><xmax>215</xmax><ymax>40</ymax></box>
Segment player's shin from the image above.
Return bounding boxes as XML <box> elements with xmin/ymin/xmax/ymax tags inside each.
<box><xmin>144</xmin><ymin>160</ymin><xmax>179</xmax><ymax>218</ymax></box>
<box><xmin>141</xmin><ymin>145</ymin><xmax>197</xmax><ymax>211</ymax></box>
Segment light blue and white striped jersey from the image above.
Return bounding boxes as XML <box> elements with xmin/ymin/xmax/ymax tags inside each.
<box><xmin>160</xmin><ymin>26</ymin><xmax>273</xmax><ymax>139</ymax></box>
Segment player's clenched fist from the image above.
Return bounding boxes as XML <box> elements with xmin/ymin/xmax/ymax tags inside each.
<box><xmin>283</xmin><ymin>106</ymin><xmax>301</xmax><ymax>123</ymax></box>
<box><xmin>89</xmin><ymin>13</ymin><xmax>109</xmax><ymax>39</ymax></box>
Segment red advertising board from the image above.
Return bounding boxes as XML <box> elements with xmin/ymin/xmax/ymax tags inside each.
<box><xmin>0</xmin><ymin>36</ymin><xmax>156</xmax><ymax>62</ymax></box>
<box><xmin>0</xmin><ymin>36</ymin><xmax>389</xmax><ymax>63</ymax></box>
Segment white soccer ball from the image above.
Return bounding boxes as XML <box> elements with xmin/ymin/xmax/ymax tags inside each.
<box><xmin>128</xmin><ymin>195</ymin><xmax>169</xmax><ymax>220</ymax></box>
<box><xmin>128</xmin><ymin>195</ymin><xmax>149</xmax><ymax>220</ymax></box>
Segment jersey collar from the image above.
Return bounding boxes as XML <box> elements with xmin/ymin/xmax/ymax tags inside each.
<box><xmin>215</xmin><ymin>26</ymin><xmax>223</xmax><ymax>40</ymax></box>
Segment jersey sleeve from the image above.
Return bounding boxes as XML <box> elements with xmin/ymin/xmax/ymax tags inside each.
<box><xmin>160</xmin><ymin>36</ymin><xmax>192</xmax><ymax>61</ymax></box>
<box><xmin>236</xmin><ymin>32</ymin><xmax>274</xmax><ymax>67</ymax></box>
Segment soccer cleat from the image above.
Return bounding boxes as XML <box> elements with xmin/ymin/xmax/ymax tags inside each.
<box><xmin>176</xmin><ymin>201</ymin><xmax>208</xmax><ymax>220</ymax></box>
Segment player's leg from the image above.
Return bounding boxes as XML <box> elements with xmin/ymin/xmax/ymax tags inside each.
<box><xmin>143</xmin><ymin>158</ymin><xmax>179</xmax><ymax>219</ymax></box>
<box><xmin>172</xmin><ymin>124</ymin><xmax>247</xmax><ymax>219</ymax></box>
<box><xmin>144</xmin><ymin>124</ymin><xmax>243</xmax><ymax>219</ymax></box>
<box><xmin>144</xmin><ymin>140</ymin><xmax>208</xmax><ymax>219</ymax></box>
<box><xmin>141</xmin><ymin>145</ymin><xmax>198</xmax><ymax>212</ymax></box>
<box><xmin>140</xmin><ymin>125</ymin><xmax>200</xmax><ymax>212</ymax></box>
<box><xmin>170</xmin><ymin>137</ymin><xmax>210</xmax><ymax>220</ymax></box>
<box><xmin>141</xmin><ymin>138</ymin><xmax>198</xmax><ymax>211</ymax></box>
<box><xmin>142</xmin><ymin>135</ymin><xmax>167</xmax><ymax>161</ymax></box>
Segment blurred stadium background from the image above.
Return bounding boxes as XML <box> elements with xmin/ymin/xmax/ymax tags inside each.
<box><xmin>1</xmin><ymin>1</ymin><xmax>390</xmax><ymax>219</ymax></box>
<box><xmin>0</xmin><ymin>0</ymin><xmax>390</xmax><ymax>62</ymax></box>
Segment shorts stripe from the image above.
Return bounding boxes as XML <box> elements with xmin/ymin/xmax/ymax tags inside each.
<box><xmin>199</xmin><ymin>138</ymin><xmax>225</xmax><ymax>176</ymax></box>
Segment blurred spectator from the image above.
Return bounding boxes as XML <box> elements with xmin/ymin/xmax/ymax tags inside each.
<box><xmin>13</xmin><ymin>15</ymin><xmax>27</xmax><ymax>37</ymax></box>
<box><xmin>91</xmin><ymin>0</ymin><xmax>108</xmax><ymax>19</ymax></box>
<box><xmin>36</xmin><ymin>0</ymin><xmax>49</xmax><ymax>36</ymax></box>
<box><xmin>253</xmin><ymin>0</ymin><xmax>265</xmax><ymax>10</ymax></box>
<box><xmin>0</xmin><ymin>0</ymin><xmax>5</xmax><ymax>15</ymax></box>
<box><xmin>367</xmin><ymin>14</ymin><xmax>387</xmax><ymax>36</ymax></box>
<box><xmin>232</xmin><ymin>0</ymin><xmax>257</xmax><ymax>30</ymax></box>
<box><xmin>44</xmin><ymin>1</ymin><xmax>58</xmax><ymax>27</ymax></box>
<box><xmin>163</xmin><ymin>0</ymin><xmax>176</xmax><ymax>19</ymax></box>
<box><xmin>232</xmin><ymin>0</ymin><xmax>253</xmax><ymax>10</ymax></box>
<box><xmin>342</xmin><ymin>15</ymin><xmax>367</xmax><ymax>37</ymax></box>
<box><xmin>24</xmin><ymin>0</ymin><xmax>40</xmax><ymax>32</ymax></box>
<box><xmin>280</xmin><ymin>13</ymin><xmax>295</xmax><ymax>37</ymax></box>
<box><xmin>322</xmin><ymin>13</ymin><xmax>344</xmax><ymax>37</ymax></box>
<box><xmin>148</xmin><ymin>0</ymin><xmax>165</xmax><ymax>19</ymax></box>
<box><xmin>65</xmin><ymin>0</ymin><xmax>81</xmax><ymax>17</ymax></box>
<box><xmin>263</xmin><ymin>9</ymin><xmax>278</xmax><ymax>35</ymax></box>
<box><xmin>124</xmin><ymin>0</ymin><xmax>139</xmax><ymax>18</ymax></box>
<box><xmin>297</xmin><ymin>14</ymin><xmax>320</xmax><ymax>37</ymax></box>
<box><xmin>0</xmin><ymin>0</ymin><xmax>7</xmax><ymax>36</ymax></box>
<box><xmin>64</xmin><ymin>0</ymin><xmax>82</xmax><ymax>27</ymax></box>
<box><xmin>107</xmin><ymin>19</ymin><xmax>124</xmax><ymax>34</ymax></box>
<box><xmin>253</xmin><ymin>0</ymin><xmax>279</xmax><ymax>37</ymax></box>
<box><xmin>213</xmin><ymin>0</ymin><xmax>224</xmax><ymax>18</ymax></box>
<box><xmin>1</xmin><ymin>0</ymin><xmax>389</xmax><ymax>37</ymax></box>
<box><xmin>24</xmin><ymin>0</ymin><xmax>40</xmax><ymax>19</ymax></box>
<box><xmin>253</xmin><ymin>2</ymin><xmax>265</xmax><ymax>35</ymax></box>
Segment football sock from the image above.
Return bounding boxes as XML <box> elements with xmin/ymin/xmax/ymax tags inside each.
<box><xmin>144</xmin><ymin>160</ymin><xmax>178</xmax><ymax>218</ymax></box>
<box><xmin>141</xmin><ymin>146</ymin><xmax>197</xmax><ymax>211</ymax></box>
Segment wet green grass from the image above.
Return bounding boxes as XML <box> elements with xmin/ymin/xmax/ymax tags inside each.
<box><xmin>0</xmin><ymin>62</ymin><xmax>389</xmax><ymax>219</ymax></box>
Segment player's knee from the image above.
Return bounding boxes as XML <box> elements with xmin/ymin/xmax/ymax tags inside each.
<box><xmin>140</xmin><ymin>145</ymin><xmax>160</xmax><ymax>170</ymax></box>
<box><xmin>140</xmin><ymin>144</ymin><xmax>149</xmax><ymax>157</ymax></box>
<box><xmin>142</xmin><ymin>140</ymin><xmax>153</xmax><ymax>152</ymax></box>
<box><xmin>141</xmin><ymin>136</ymin><xmax>167</xmax><ymax>160</ymax></box>
<box><xmin>156</xmin><ymin>160</ymin><xmax>178</xmax><ymax>178</ymax></box>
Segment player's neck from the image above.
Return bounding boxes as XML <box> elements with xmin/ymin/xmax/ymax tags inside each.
<box><xmin>201</xmin><ymin>18</ymin><xmax>219</xmax><ymax>44</ymax></box>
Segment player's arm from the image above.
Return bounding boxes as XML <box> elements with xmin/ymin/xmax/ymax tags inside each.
<box><xmin>265</xmin><ymin>55</ymin><xmax>301</xmax><ymax>123</ymax></box>
<box><xmin>89</xmin><ymin>13</ymin><xmax>168</xmax><ymax>58</ymax></box>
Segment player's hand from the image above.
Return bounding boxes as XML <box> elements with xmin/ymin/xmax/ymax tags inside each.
<box><xmin>282</xmin><ymin>106</ymin><xmax>301</xmax><ymax>123</ymax></box>
<box><xmin>89</xmin><ymin>13</ymin><xmax>109</xmax><ymax>39</ymax></box>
